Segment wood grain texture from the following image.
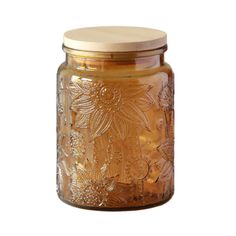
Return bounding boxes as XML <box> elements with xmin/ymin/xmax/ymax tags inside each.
<box><xmin>63</xmin><ymin>26</ymin><xmax>167</xmax><ymax>52</ymax></box>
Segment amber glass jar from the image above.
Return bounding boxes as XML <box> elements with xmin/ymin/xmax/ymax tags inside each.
<box><xmin>57</xmin><ymin>27</ymin><xmax>174</xmax><ymax>210</ymax></box>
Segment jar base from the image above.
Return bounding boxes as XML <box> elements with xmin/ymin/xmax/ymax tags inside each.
<box><xmin>57</xmin><ymin>192</ymin><xmax>174</xmax><ymax>211</ymax></box>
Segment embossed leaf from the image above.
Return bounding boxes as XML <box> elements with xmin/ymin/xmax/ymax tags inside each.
<box><xmin>111</xmin><ymin>114</ymin><xmax>129</xmax><ymax>140</ymax></box>
<box><xmin>108</xmin><ymin>192</ymin><xmax>128</xmax><ymax>205</ymax></box>
<box><xmin>58</xmin><ymin>160</ymin><xmax>71</xmax><ymax>176</ymax></box>
<box><xmin>89</xmin><ymin>109</ymin><xmax>113</xmax><ymax>139</ymax></box>
<box><xmin>120</xmin><ymin>102</ymin><xmax>151</xmax><ymax>131</ymax></box>
<box><xmin>100</xmin><ymin>164</ymin><xmax>108</xmax><ymax>175</ymax></box>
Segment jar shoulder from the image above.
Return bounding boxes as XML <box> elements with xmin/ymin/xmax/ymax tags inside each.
<box><xmin>57</xmin><ymin>62</ymin><xmax>67</xmax><ymax>76</ymax></box>
<box><xmin>162</xmin><ymin>62</ymin><xmax>174</xmax><ymax>78</ymax></box>
<box><xmin>57</xmin><ymin>61</ymin><xmax>174</xmax><ymax>79</ymax></box>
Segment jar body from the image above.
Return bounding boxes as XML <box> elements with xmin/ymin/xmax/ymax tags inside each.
<box><xmin>57</xmin><ymin>48</ymin><xmax>174</xmax><ymax>210</ymax></box>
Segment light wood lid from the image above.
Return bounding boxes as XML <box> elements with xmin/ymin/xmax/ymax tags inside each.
<box><xmin>63</xmin><ymin>26</ymin><xmax>167</xmax><ymax>52</ymax></box>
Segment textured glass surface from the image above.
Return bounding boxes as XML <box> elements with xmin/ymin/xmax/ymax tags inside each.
<box><xmin>57</xmin><ymin>48</ymin><xmax>174</xmax><ymax>210</ymax></box>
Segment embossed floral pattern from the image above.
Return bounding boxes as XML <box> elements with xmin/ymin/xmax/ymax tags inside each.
<box><xmin>70</xmin><ymin>162</ymin><xmax>116</xmax><ymax>207</ymax></box>
<box><xmin>157</xmin><ymin>139</ymin><xmax>174</xmax><ymax>162</ymax></box>
<box><xmin>70</xmin><ymin>79</ymin><xmax>154</xmax><ymax>139</ymax></box>
<box><xmin>57</xmin><ymin>72</ymin><xmax>174</xmax><ymax>209</ymax></box>
<box><xmin>159</xmin><ymin>79</ymin><xmax>174</xmax><ymax>110</ymax></box>
<box><xmin>156</xmin><ymin>158</ymin><xmax>174</xmax><ymax>190</ymax></box>
<box><xmin>156</xmin><ymin>138</ymin><xmax>174</xmax><ymax>191</ymax></box>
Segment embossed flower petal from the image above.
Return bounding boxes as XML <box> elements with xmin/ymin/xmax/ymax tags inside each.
<box><xmin>77</xmin><ymin>163</ymin><xmax>87</xmax><ymax>174</ymax></box>
<box><xmin>146</xmin><ymin>162</ymin><xmax>160</xmax><ymax>183</ymax></box>
<box><xmin>111</xmin><ymin>114</ymin><xmax>129</xmax><ymax>140</ymax></box>
<box><xmin>75</xmin><ymin>113</ymin><xmax>89</xmax><ymax>128</ymax></box>
<box><xmin>124</xmin><ymin>84</ymin><xmax>152</xmax><ymax>98</ymax></box>
<box><xmin>106</xmin><ymin>179</ymin><xmax>116</xmax><ymax>192</ymax></box>
<box><xmin>120</xmin><ymin>102</ymin><xmax>151</xmax><ymax>131</ymax></box>
<box><xmin>100</xmin><ymin>164</ymin><xmax>108</xmax><ymax>175</ymax></box>
<box><xmin>81</xmin><ymin>80</ymin><xmax>93</xmax><ymax>93</ymax></box>
<box><xmin>76</xmin><ymin>163</ymin><xmax>88</xmax><ymax>182</ymax></box>
<box><xmin>158</xmin><ymin>84</ymin><xmax>174</xmax><ymax>110</ymax></box>
<box><xmin>107</xmin><ymin>192</ymin><xmax>128</xmax><ymax>206</ymax></box>
<box><xmin>135</xmin><ymin>95</ymin><xmax>154</xmax><ymax>112</ymax></box>
<box><xmin>89</xmin><ymin>109</ymin><xmax>113</xmax><ymax>139</ymax></box>
<box><xmin>157</xmin><ymin>139</ymin><xmax>174</xmax><ymax>162</ymax></box>
<box><xmin>157</xmin><ymin>159</ymin><xmax>174</xmax><ymax>182</ymax></box>
<box><xmin>71</xmin><ymin>95</ymin><xmax>95</xmax><ymax>114</ymax></box>
<box><xmin>69</xmin><ymin>81</ymin><xmax>87</xmax><ymax>99</ymax></box>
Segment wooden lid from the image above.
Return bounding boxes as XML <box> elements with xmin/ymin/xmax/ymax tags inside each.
<box><xmin>63</xmin><ymin>26</ymin><xmax>167</xmax><ymax>52</ymax></box>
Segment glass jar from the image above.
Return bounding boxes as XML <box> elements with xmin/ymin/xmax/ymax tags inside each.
<box><xmin>57</xmin><ymin>27</ymin><xmax>174</xmax><ymax>210</ymax></box>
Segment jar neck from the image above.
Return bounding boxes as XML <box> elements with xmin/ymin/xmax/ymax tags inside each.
<box><xmin>63</xmin><ymin>46</ymin><xmax>167</xmax><ymax>72</ymax></box>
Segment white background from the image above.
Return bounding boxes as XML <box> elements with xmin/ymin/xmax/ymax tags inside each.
<box><xmin>0</xmin><ymin>0</ymin><xmax>235</xmax><ymax>235</ymax></box>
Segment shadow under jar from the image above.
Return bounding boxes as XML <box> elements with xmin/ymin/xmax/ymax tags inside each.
<box><xmin>57</xmin><ymin>26</ymin><xmax>174</xmax><ymax>210</ymax></box>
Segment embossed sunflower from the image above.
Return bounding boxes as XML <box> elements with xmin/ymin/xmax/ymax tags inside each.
<box><xmin>70</xmin><ymin>79</ymin><xmax>153</xmax><ymax>139</ymax></box>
